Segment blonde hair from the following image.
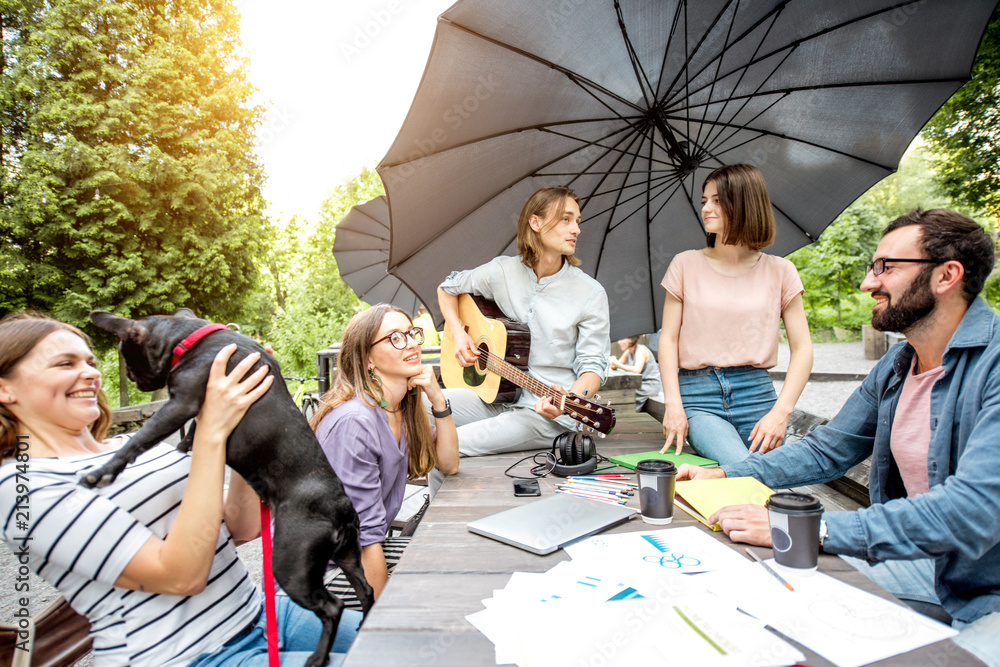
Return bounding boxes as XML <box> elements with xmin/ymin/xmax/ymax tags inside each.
<box><xmin>0</xmin><ymin>313</ymin><xmax>112</xmax><ymax>459</ymax></box>
<box><xmin>704</xmin><ymin>164</ymin><xmax>776</xmax><ymax>250</ymax></box>
<box><xmin>309</xmin><ymin>304</ymin><xmax>437</xmax><ymax>479</ymax></box>
<box><xmin>516</xmin><ymin>186</ymin><xmax>582</xmax><ymax>269</ymax></box>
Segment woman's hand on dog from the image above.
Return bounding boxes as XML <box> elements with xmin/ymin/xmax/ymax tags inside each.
<box><xmin>198</xmin><ymin>344</ymin><xmax>274</xmax><ymax>438</ymax></box>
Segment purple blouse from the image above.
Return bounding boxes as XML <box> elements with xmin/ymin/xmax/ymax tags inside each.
<box><xmin>315</xmin><ymin>395</ymin><xmax>408</xmax><ymax>546</ymax></box>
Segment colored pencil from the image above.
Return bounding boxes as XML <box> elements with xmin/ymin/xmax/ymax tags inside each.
<box><xmin>556</xmin><ymin>489</ymin><xmax>628</xmax><ymax>505</ymax></box>
<box><xmin>745</xmin><ymin>548</ymin><xmax>794</xmax><ymax>591</ymax></box>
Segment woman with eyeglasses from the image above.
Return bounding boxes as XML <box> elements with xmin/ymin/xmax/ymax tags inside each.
<box><xmin>309</xmin><ymin>304</ymin><xmax>458</xmax><ymax>605</ymax></box>
<box><xmin>658</xmin><ymin>164</ymin><xmax>813</xmax><ymax>465</ymax></box>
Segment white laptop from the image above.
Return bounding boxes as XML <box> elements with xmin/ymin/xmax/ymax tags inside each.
<box><xmin>467</xmin><ymin>494</ymin><xmax>637</xmax><ymax>555</ymax></box>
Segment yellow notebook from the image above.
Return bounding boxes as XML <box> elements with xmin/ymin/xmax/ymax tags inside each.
<box><xmin>674</xmin><ymin>477</ymin><xmax>775</xmax><ymax>531</ymax></box>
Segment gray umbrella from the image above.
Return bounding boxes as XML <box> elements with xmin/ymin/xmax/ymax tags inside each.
<box><xmin>333</xmin><ymin>195</ymin><xmax>422</xmax><ymax>316</ymax></box>
<box><xmin>378</xmin><ymin>0</ymin><xmax>997</xmax><ymax>339</ymax></box>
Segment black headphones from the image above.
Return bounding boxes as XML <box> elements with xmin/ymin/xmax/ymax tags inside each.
<box><xmin>546</xmin><ymin>432</ymin><xmax>598</xmax><ymax>477</ymax></box>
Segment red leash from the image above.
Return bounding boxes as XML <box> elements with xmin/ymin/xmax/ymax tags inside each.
<box><xmin>260</xmin><ymin>500</ymin><xmax>279</xmax><ymax>667</ymax></box>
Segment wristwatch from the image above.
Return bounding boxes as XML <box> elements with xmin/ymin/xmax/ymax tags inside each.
<box><xmin>432</xmin><ymin>399</ymin><xmax>452</xmax><ymax>419</ymax></box>
<box><xmin>819</xmin><ymin>518</ymin><xmax>828</xmax><ymax>548</ymax></box>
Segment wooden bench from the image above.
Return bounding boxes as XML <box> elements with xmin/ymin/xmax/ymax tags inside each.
<box><xmin>642</xmin><ymin>398</ymin><xmax>871</xmax><ymax>509</ymax></box>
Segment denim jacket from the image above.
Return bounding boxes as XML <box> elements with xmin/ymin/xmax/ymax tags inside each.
<box><xmin>724</xmin><ymin>298</ymin><xmax>1000</xmax><ymax>622</ymax></box>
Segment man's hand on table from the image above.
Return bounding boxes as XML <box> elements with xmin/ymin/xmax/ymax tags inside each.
<box><xmin>709</xmin><ymin>504</ymin><xmax>772</xmax><ymax>547</ymax></box>
<box><xmin>676</xmin><ymin>464</ymin><xmax>726</xmax><ymax>481</ymax></box>
<box><xmin>676</xmin><ymin>465</ymin><xmax>771</xmax><ymax>545</ymax></box>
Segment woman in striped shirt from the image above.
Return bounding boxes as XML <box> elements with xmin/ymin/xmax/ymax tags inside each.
<box><xmin>0</xmin><ymin>313</ymin><xmax>361</xmax><ymax>666</ymax></box>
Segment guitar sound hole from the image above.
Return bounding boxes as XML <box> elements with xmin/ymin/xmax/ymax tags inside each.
<box><xmin>476</xmin><ymin>343</ymin><xmax>489</xmax><ymax>372</ymax></box>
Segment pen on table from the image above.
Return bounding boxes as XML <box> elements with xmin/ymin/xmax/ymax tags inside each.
<box><xmin>591</xmin><ymin>464</ymin><xmax>617</xmax><ymax>472</ymax></box>
<box><xmin>557</xmin><ymin>483</ymin><xmax>629</xmax><ymax>497</ymax></box>
<box><xmin>745</xmin><ymin>547</ymin><xmax>794</xmax><ymax>591</ymax></box>
<box><xmin>569</xmin><ymin>476</ymin><xmax>637</xmax><ymax>487</ymax></box>
<box><xmin>556</xmin><ymin>489</ymin><xmax>628</xmax><ymax>505</ymax></box>
<box><xmin>556</xmin><ymin>484</ymin><xmax>629</xmax><ymax>500</ymax></box>
<box><xmin>562</xmin><ymin>480</ymin><xmax>633</xmax><ymax>493</ymax></box>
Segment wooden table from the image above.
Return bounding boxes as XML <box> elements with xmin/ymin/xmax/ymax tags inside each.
<box><xmin>342</xmin><ymin>428</ymin><xmax>983</xmax><ymax>666</ymax></box>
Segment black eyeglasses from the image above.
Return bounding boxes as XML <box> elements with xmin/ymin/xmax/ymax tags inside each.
<box><xmin>372</xmin><ymin>327</ymin><xmax>424</xmax><ymax>350</ymax></box>
<box><xmin>865</xmin><ymin>257</ymin><xmax>947</xmax><ymax>276</ymax></box>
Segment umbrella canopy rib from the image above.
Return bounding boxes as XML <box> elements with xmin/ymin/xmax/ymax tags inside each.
<box><xmin>441</xmin><ymin>17</ymin><xmax>644</xmax><ymax>113</ymax></box>
<box><xmin>692</xmin><ymin>0</ymin><xmax>748</xmax><ymax>153</ymax></box>
<box><xmin>614</xmin><ymin>0</ymin><xmax>657</xmax><ymax>109</ymax></box>
<box><xmin>662</xmin><ymin>0</ymin><xmax>929</xmax><ymax>110</ymax></box>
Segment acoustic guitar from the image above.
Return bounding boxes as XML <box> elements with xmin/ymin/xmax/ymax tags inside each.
<box><xmin>440</xmin><ymin>294</ymin><xmax>616</xmax><ymax>435</ymax></box>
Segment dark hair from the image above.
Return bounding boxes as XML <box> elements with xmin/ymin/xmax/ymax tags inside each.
<box><xmin>516</xmin><ymin>186</ymin><xmax>582</xmax><ymax>269</ymax></box>
<box><xmin>309</xmin><ymin>304</ymin><xmax>437</xmax><ymax>479</ymax></box>
<box><xmin>620</xmin><ymin>336</ymin><xmax>638</xmax><ymax>349</ymax></box>
<box><xmin>883</xmin><ymin>209</ymin><xmax>996</xmax><ymax>303</ymax></box>
<box><xmin>703</xmin><ymin>164</ymin><xmax>776</xmax><ymax>250</ymax></box>
<box><xmin>0</xmin><ymin>313</ymin><xmax>112</xmax><ymax>459</ymax></box>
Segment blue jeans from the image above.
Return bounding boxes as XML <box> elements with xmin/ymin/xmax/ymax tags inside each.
<box><xmin>841</xmin><ymin>556</ymin><xmax>1000</xmax><ymax>666</ymax></box>
<box><xmin>189</xmin><ymin>595</ymin><xmax>363</xmax><ymax>666</ymax></box>
<box><xmin>679</xmin><ymin>366</ymin><xmax>778</xmax><ymax>465</ymax></box>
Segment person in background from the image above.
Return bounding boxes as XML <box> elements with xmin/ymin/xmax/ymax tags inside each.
<box><xmin>311</xmin><ymin>304</ymin><xmax>458</xmax><ymax>606</ymax></box>
<box><xmin>437</xmin><ymin>186</ymin><xmax>611</xmax><ymax>457</ymax></box>
<box><xmin>0</xmin><ymin>313</ymin><xmax>361</xmax><ymax>666</ymax></box>
<box><xmin>610</xmin><ymin>336</ymin><xmax>662</xmax><ymax>411</ymax></box>
<box><xmin>678</xmin><ymin>210</ymin><xmax>1000</xmax><ymax>666</ymax></box>
<box><xmin>658</xmin><ymin>163</ymin><xmax>813</xmax><ymax>464</ymax></box>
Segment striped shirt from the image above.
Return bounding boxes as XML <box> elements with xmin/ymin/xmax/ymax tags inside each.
<box><xmin>0</xmin><ymin>437</ymin><xmax>259</xmax><ymax>666</ymax></box>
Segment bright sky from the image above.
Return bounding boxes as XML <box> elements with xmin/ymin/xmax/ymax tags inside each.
<box><xmin>237</xmin><ymin>0</ymin><xmax>456</xmax><ymax>223</ymax></box>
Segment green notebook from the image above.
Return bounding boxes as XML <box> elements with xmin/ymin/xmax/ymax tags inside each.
<box><xmin>608</xmin><ymin>450</ymin><xmax>719</xmax><ymax>470</ymax></box>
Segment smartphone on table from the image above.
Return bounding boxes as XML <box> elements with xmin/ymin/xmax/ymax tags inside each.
<box><xmin>513</xmin><ymin>479</ymin><xmax>541</xmax><ymax>497</ymax></box>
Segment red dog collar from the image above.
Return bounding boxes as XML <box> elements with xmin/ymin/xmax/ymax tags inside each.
<box><xmin>171</xmin><ymin>323</ymin><xmax>228</xmax><ymax>368</ymax></box>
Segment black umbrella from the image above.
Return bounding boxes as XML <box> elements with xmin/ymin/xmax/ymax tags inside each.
<box><xmin>333</xmin><ymin>195</ymin><xmax>423</xmax><ymax>316</ymax></box>
<box><xmin>378</xmin><ymin>0</ymin><xmax>996</xmax><ymax>339</ymax></box>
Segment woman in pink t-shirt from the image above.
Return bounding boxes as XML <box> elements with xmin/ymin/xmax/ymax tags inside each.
<box><xmin>657</xmin><ymin>164</ymin><xmax>813</xmax><ymax>465</ymax></box>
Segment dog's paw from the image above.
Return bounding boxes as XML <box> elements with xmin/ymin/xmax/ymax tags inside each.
<box><xmin>94</xmin><ymin>473</ymin><xmax>116</xmax><ymax>488</ymax></box>
<box><xmin>79</xmin><ymin>467</ymin><xmax>117</xmax><ymax>488</ymax></box>
<box><xmin>78</xmin><ymin>472</ymin><xmax>100</xmax><ymax>488</ymax></box>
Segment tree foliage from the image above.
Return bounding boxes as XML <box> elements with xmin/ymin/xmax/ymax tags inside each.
<box><xmin>787</xmin><ymin>144</ymin><xmax>993</xmax><ymax>333</ymax></box>
<box><xmin>0</xmin><ymin>0</ymin><xmax>271</xmax><ymax>337</ymax></box>
<box><xmin>265</xmin><ymin>167</ymin><xmax>383</xmax><ymax>377</ymax></box>
<box><xmin>923</xmin><ymin>11</ymin><xmax>1000</xmax><ymax>217</ymax></box>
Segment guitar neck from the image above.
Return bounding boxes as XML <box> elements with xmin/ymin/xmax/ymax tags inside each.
<box><xmin>483</xmin><ymin>351</ymin><xmax>564</xmax><ymax>408</ymax></box>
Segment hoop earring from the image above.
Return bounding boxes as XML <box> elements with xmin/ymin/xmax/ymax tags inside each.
<box><xmin>368</xmin><ymin>368</ymin><xmax>387</xmax><ymax>408</ymax></box>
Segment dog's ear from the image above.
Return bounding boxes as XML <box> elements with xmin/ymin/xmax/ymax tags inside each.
<box><xmin>173</xmin><ymin>308</ymin><xmax>197</xmax><ymax>319</ymax></box>
<box><xmin>90</xmin><ymin>311</ymin><xmax>148</xmax><ymax>344</ymax></box>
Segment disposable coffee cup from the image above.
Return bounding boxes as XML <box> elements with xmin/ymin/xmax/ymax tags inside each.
<box><xmin>765</xmin><ymin>492</ymin><xmax>823</xmax><ymax>570</ymax></box>
<box><xmin>635</xmin><ymin>459</ymin><xmax>676</xmax><ymax>525</ymax></box>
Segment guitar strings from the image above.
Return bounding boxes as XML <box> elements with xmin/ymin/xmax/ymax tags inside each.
<box><xmin>479</xmin><ymin>348</ymin><xmax>604</xmax><ymax>421</ymax></box>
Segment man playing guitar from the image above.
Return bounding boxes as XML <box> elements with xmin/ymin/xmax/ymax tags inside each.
<box><xmin>437</xmin><ymin>186</ymin><xmax>611</xmax><ymax>456</ymax></box>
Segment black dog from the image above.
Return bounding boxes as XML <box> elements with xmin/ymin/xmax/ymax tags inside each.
<box><xmin>84</xmin><ymin>309</ymin><xmax>374</xmax><ymax>667</ymax></box>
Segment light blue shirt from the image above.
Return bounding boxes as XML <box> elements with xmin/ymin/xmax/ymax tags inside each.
<box><xmin>440</xmin><ymin>256</ymin><xmax>611</xmax><ymax>422</ymax></box>
<box><xmin>724</xmin><ymin>298</ymin><xmax>1000</xmax><ymax>623</ymax></box>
